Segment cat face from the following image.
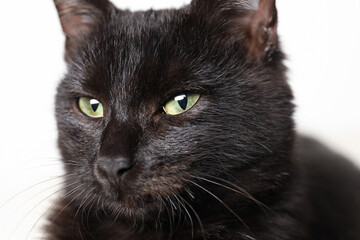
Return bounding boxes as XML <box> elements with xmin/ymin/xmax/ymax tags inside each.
<box><xmin>55</xmin><ymin>0</ymin><xmax>294</xmax><ymax>221</ymax></box>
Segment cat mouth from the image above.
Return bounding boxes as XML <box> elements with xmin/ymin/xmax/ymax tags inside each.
<box><xmin>92</xmin><ymin>181</ymin><xmax>175</xmax><ymax>220</ymax></box>
<box><xmin>93</xmin><ymin>165</ymin><xmax>184</xmax><ymax>205</ymax></box>
<box><xmin>90</xmin><ymin>159</ymin><xmax>188</xmax><ymax>220</ymax></box>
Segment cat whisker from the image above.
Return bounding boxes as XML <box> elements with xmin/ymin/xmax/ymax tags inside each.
<box><xmin>0</xmin><ymin>160</ymin><xmax>81</xmax><ymax>183</ymax></box>
<box><xmin>188</xmin><ymin>180</ymin><xmax>251</xmax><ymax>233</ymax></box>
<box><xmin>127</xmin><ymin>204</ymin><xmax>139</xmax><ymax>232</ymax></box>
<box><xmin>168</xmin><ymin>194</ymin><xmax>184</xmax><ymax>233</ymax></box>
<box><xmin>72</xmin><ymin>191</ymin><xmax>94</xmax><ymax>232</ymax></box>
<box><xmin>25</xmin><ymin>179</ymin><xmax>81</xmax><ymax>240</ymax></box>
<box><xmin>156</xmin><ymin>194</ymin><xmax>167</xmax><ymax>231</ymax></box>
<box><xmin>185</xmin><ymin>189</ymin><xmax>195</xmax><ymax>199</ymax></box>
<box><xmin>156</xmin><ymin>194</ymin><xmax>164</xmax><ymax>225</ymax></box>
<box><xmin>172</xmin><ymin>194</ymin><xmax>185</xmax><ymax>229</ymax></box>
<box><xmin>0</xmin><ymin>174</ymin><xmax>67</xmax><ymax>212</ymax></box>
<box><xmin>140</xmin><ymin>204</ymin><xmax>146</xmax><ymax>233</ymax></box>
<box><xmin>10</xmin><ymin>178</ymin><xmax>76</xmax><ymax>239</ymax></box>
<box><xmin>94</xmin><ymin>195</ymin><xmax>103</xmax><ymax>222</ymax></box>
<box><xmin>161</xmin><ymin>195</ymin><xmax>174</xmax><ymax>239</ymax></box>
<box><xmin>194</xmin><ymin>175</ymin><xmax>276</xmax><ymax>216</ymax></box>
<box><xmin>167</xmin><ymin>195</ymin><xmax>177</xmax><ymax>228</ymax></box>
<box><xmin>181</xmin><ymin>196</ymin><xmax>206</xmax><ymax>240</ymax></box>
<box><xmin>77</xmin><ymin>193</ymin><xmax>95</xmax><ymax>240</ymax></box>
<box><xmin>73</xmin><ymin>192</ymin><xmax>92</xmax><ymax>221</ymax></box>
<box><xmin>111</xmin><ymin>204</ymin><xmax>123</xmax><ymax>227</ymax></box>
<box><xmin>174</xmin><ymin>195</ymin><xmax>195</xmax><ymax>239</ymax></box>
<box><xmin>41</xmin><ymin>183</ymin><xmax>87</xmax><ymax>240</ymax></box>
<box><xmin>83</xmin><ymin>194</ymin><xmax>97</xmax><ymax>232</ymax></box>
<box><xmin>254</xmin><ymin>141</ymin><xmax>273</xmax><ymax>154</ymax></box>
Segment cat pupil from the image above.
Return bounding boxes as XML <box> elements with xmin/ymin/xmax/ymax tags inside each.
<box><xmin>91</xmin><ymin>103</ymin><xmax>99</xmax><ymax>112</ymax></box>
<box><xmin>175</xmin><ymin>95</ymin><xmax>188</xmax><ymax>110</ymax></box>
<box><xmin>90</xmin><ymin>99</ymin><xmax>100</xmax><ymax>112</ymax></box>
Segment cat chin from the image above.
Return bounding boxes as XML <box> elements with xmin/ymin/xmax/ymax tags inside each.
<box><xmin>102</xmin><ymin>194</ymin><xmax>168</xmax><ymax>223</ymax></box>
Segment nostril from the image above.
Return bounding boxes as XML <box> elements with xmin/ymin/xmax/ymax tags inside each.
<box><xmin>117</xmin><ymin>166</ymin><xmax>131</xmax><ymax>178</ymax></box>
<box><xmin>97</xmin><ymin>157</ymin><xmax>134</xmax><ymax>185</ymax></box>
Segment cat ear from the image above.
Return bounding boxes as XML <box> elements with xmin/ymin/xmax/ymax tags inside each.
<box><xmin>54</xmin><ymin>0</ymin><xmax>114</xmax><ymax>61</ymax></box>
<box><xmin>247</xmin><ymin>0</ymin><xmax>278</xmax><ymax>61</ymax></box>
<box><xmin>191</xmin><ymin>0</ymin><xmax>278</xmax><ymax>62</ymax></box>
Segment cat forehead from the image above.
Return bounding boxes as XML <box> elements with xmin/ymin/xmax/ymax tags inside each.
<box><xmin>91</xmin><ymin>9</ymin><xmax>185</xmax><ymax>62</ymax></box>
<box><xmin>68</xmin><ymin>8</ymin><xmax>206</xmax><ymax>96</ymax></box>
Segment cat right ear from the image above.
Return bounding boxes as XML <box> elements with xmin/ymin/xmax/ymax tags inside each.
<box><xmin>54</xmin><ymin>0</ymin><xmax>114</xmax><ymax>62</ymax></box>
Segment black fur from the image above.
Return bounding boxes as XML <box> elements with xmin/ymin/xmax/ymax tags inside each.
<box><xmin>48</xmin><ymin>0</ymin><xmax>360</xmax><ymax>239</ymax></box>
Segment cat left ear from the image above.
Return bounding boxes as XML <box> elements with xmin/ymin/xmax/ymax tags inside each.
<box><xmin>191</xmin><ymin>0</ymin><xmax>278</xmax><ymax>62</ymax></box>
<box><xmin>54</xmin><ymin>0</ymin><xmax>114</xmax><ymax>62</ymax></box>
<box><xmin>247</xmin><ymin>0</ymin><xmax>278</xmax><ymax>62</ymax></box>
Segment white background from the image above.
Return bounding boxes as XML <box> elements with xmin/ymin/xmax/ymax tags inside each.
<box><xmin>0</xmin><ymin>0</ymin><xmax>359</xmax><ymax>239</ymax></box>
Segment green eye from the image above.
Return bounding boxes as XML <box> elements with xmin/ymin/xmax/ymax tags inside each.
<box><xmin>78</xmin><ymin>97</ymin><xmax>104</xmax><ymax>118</ymax></box>
<box><xmin>163</xmin><ymin>93</ymin><xmax>200</xmax><ymax>115</ymax></box>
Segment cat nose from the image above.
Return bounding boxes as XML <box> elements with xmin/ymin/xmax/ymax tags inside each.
<box><xmin>97</xmin><ymin>157</ymin><xmax>134</xmax><ymax>185</ymax></box>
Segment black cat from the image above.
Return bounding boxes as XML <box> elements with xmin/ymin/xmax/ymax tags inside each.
<box><xmin>47</xmin><ymin>0</ymin><xmax>360</xmax><ymax>239</ymax></box>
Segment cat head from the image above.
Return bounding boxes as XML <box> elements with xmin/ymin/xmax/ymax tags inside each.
<box><xmin>54</xmin><ymin>0</ymin><xmax>294</xmax><ymax>223</ymax></box>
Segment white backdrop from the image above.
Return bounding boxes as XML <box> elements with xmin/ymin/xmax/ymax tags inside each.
<box><xmin>0</xmin><ymin>0</ymin><xmax>359</xmax><ymax>239</ymax></box>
